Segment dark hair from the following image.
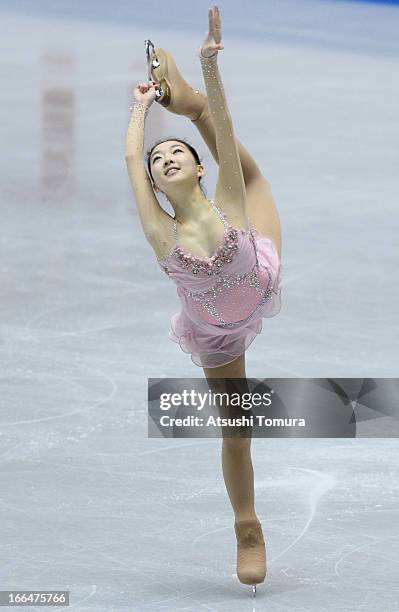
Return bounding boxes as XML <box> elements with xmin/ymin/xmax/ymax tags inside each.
<box><xmin>145</xmin><ymin>137</ymin><xmax>206</xmax><ymax>197</ymax></box>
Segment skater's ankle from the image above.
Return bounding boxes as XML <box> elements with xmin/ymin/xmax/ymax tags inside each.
<box><xmin>235</xmin><ymin>513</ymin><xmax>260</xmax><ymax>524</ymax></box>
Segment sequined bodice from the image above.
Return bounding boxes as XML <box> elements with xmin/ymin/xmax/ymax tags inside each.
<box><xmin>157</xmin><ymin>199</ymin><xmax>242</xmax><ymax>276</ymax></box>
<box><xmin>156</xmin><ymin>200</ymin><xmax>275</xmax><ymax>329</ymax></box>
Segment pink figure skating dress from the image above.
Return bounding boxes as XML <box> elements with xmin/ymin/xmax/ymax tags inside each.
<box><xmin>126</xmin><ymin>50</ymin><xmax>283</xmax><ymax>368</ymax></box>
<box><xmin>157</xmin><ymin>198</ymin><xmax>282</xmax><ymax>368</ymax></box>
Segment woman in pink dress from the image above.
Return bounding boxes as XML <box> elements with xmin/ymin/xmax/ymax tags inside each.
<box><xmin>125</xmin><ymin>5</ymin><xmax>282</xmax><ymax>596</ymax></box>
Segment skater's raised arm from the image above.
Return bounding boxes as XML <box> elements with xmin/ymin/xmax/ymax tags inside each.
<box><xmin>125</xmin><ymin>82</ymin><xmax>169</xmax><ymax>240</ymax></box>
<box><xmin>199</xmin><ymin>7</ymin><xmax>246</xmax><ymax>218</ymax></box>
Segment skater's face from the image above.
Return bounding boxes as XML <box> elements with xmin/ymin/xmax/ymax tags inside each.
<box><xmin>150</xmin><ymin>140</ymin><xmax>203</xmax><ymax>197</ymax></box>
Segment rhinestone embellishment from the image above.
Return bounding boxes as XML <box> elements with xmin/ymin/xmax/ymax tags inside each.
<box><xmin>184</xmin><ymin>263</ymin><xmax>274</xmax><ymax>328</ymax></box>
<box><xmin>174</xmin><ymin>226</ymin><xmax>238</xmax><ymax>276</ymax></box>
<box><xmin>169</xmin><ymin>199</ymin><xmax>240</xmax><ymax>276</ymax></box>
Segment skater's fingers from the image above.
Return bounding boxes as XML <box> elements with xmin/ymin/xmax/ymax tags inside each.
<box><xmin>208</xmin><ymin>8</ymin><xmax>220</xmax><ymax>40</ymax></box>
<box><xmin>213</xmin><ymin>7</ymin><xmax>221</xmax><ymax>39</ymax></box>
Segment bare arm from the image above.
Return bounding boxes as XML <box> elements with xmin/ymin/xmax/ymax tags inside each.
<box><xmin>124</xmin><ymin>100</ymin><xmax>169</xmax><ymax>241</ymax></box>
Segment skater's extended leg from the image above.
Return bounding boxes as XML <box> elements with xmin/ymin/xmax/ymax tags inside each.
<box><xmin>192</xmin><ymin>102</ymin><xmax>282</xmax><ymax>257</ymax></box>
<box><xmin>149</xmin><ymin>47</ymin><xmax>282</xmax><ymax>255</ymax></box>
<box><xmin>192</xmin><ymin>101</ymin><xmax>262</xmax><ymax>185</ymax></box>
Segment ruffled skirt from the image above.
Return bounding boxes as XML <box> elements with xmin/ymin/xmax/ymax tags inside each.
<box><xmin>168</xmin><ymin>232</ymin><xmax>282</xmax><ymax>368</ymax></box>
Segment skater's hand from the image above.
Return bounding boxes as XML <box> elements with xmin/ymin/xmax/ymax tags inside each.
<box><xmin>132</xmin><ymin>80</ymin><xmax>159</xmax><ymax>108</ymax></box>
<box><xmin>199</xmin><ymin>5</ymin><xmax>224</xmax><ymax>59</ymax></box>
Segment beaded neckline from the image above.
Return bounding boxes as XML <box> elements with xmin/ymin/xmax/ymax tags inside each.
<box><xmin>157</xmin><ymin>225</ymin><xmax>253</xmax><ymax>264</ymax></box>
<box><xmin>173</xmin><ymin>223</ymin><xmax>229</xmax><ymax>262</ymax></box>
<box><xmin>157</xmin><ymin>199</ymin><xmax>251</xmax><ymax>264</ymax></box>
<box><xmin>158</xmin><ymin>223</ymin><xmax>255</xmax><ymax>277</ymax></box>
<box><xmin>173</xmin><ymin>198</ymin><xmax>227</xmax><ymax>260</ymax></box>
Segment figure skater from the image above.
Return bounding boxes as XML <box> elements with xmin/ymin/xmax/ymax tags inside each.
<box><xmin>125</xmin><ymin>5</ymin><xmax>282</xmax><ymax>596</ymax></box>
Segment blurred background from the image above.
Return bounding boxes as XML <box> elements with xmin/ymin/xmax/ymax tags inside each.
<box><xmin>1</xmin><ymin>1</ymin><xmax>399</xmax><ymax>610</ymax></box>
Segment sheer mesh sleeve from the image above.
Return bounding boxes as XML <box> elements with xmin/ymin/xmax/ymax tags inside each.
<box><xmin>199</xmin><ymin>51</ymin><xmax>245</xmax><ymax>202</ymax></box>
<box><xmin>125</xmin><ymin>100</ymin><xmax>167</xmax><ymax>234</ymax></box>
<box><xmin>125</xmin><ymin>101</ymin><xmax>149</xmax><ymax>157</ymax></box>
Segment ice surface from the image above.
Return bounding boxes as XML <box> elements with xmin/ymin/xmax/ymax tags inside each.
<box><xmin>1</xmin><ymin>1</ymin><xmax>398</xmax><ymax>609</ymax></box>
